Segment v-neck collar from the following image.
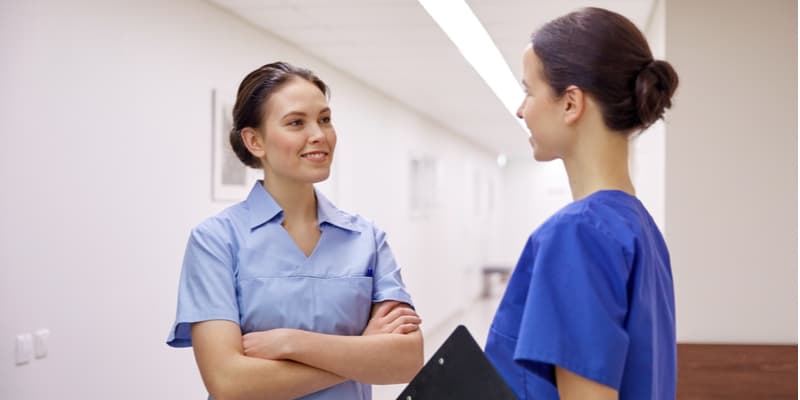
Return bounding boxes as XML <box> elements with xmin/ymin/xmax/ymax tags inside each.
<box><xmin>244</xmin><ymin>181</ymin><xmax>362</xmax><ymax>233</ymax></box>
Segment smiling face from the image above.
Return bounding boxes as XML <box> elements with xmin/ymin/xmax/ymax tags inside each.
<box><xmin>256</xmin><ymin>77</ymin><xmax>336</xmax><ymax>186</ymax></box>
<box><xmin>517</xmin><ymin>46</ymin><xmax>573</xmax><ymax>162</ymax></box>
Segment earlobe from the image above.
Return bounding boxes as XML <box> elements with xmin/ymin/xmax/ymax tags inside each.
<box><xmin>563</xmin><ymin>85</ymin><xmax>584</xmax><ymax>125</ymax></box>
<box><xmin>241</xmin><ymin>127</ymin><xmax>266</xmax><ymax>159</ymax></box>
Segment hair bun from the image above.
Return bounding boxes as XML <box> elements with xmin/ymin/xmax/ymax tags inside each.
<box><xmin>635</xmin><ymin>59</ymin><xmax>680</xmax><ymax>129</ymax></box>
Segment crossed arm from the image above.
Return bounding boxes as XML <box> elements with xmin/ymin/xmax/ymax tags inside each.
<box><xmin>191</xmin><ymin>301</ymin><xmax>423</xmax><ymax>400</ymax></box>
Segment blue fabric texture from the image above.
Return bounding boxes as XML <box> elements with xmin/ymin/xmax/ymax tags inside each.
<box><xmin>167</xmin><ymin>181</ymin><xmax>414</xmax><ymax>400</ymax></box>
<box><xmin>485</xmin><ymin>190</ymin><xmax>676</xmax><ymax>399</ymax></box>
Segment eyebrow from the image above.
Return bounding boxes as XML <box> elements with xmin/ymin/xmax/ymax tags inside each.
<box><xmin>281</xmin><ymin>107</ymin><xmax>331</xmax><ymax>120</ymax></box>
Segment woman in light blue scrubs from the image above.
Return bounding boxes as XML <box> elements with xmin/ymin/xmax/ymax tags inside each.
<box><xmin>485</xmin><ymin>8</ymin><xmax>679</xmax><ymax>400</ymax></box>
<box><xmin>167</xmin><ymin>62</ymin><xmax>423</xmax><ymax>399</ymax></box>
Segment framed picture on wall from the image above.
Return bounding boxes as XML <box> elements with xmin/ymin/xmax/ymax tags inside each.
<box><xmin>211</xmin><ymin>89</ymin><xmax>260</xmax><ymax>202</ymax></box>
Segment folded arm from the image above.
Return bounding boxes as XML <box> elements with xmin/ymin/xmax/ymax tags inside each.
<box><xmin>243</xmin><ymin>301</ymin><xmax>424</xmax><ymax>384</ymax></box>
<box><xmin>191</xmin><ymin>320</ymin><xmax>346</xmax><ymax>400</ymax></box>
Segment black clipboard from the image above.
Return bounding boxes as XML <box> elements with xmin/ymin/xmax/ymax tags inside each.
<box><xmin>396</xmin><ymin>325</ymin><xmax>517</xmax><ymax>400</ymax></box>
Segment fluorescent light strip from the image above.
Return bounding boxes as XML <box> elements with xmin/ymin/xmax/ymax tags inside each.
<box><xmin>418</xmin><ymin>0</ymin><xmax>524</xmax><ymax>125</ymax></box>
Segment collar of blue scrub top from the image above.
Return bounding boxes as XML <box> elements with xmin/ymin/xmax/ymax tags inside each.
<box><xmin>245</xmin><ymin>181</ymin><xmax>361</xmax><ymax>233</ymax></box>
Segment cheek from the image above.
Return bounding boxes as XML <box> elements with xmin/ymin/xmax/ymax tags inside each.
<box><xmin>328</xmin><ymin>129</ymin><xmax>337</xmax><ymax>149</ymax></box>
<box><xmin>528</xmin><ymin>99</ymin><xmax>558</xmax><ymax>129</ymax></box>
<box><xmin>266</xmin><ymin>133</ymin><xmax>300</xmax><ymax>158</ymax></box>
<box><xmin>522</xmin><ymin>101</ymin><xmax>538</xmax><ymax>126</ymax></box>
<box><xmin>522</xmin><ymin>104</ymin><xmax>539</xmax><ymax>132</ymax></box>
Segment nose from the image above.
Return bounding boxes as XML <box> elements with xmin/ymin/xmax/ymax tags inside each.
<box><xmin>308</xmin><ymin>124</ymin><xmax>325</xmax><ymax>143</ymax></box>
<box><xmin>516</xmin><ymin>100</ymin><xmax>525</xmax><ymax>119</ymax></box>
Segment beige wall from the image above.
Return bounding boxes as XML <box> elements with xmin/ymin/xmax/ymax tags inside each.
<box><xmin>666</xmin><ymin>0</ymin><xmax>797</xmax><ymax>343</ymax></box>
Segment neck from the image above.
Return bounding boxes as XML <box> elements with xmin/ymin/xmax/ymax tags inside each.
<box><xmin>562</xmin><ymin>126</ymin><xmax>635</xmax><ymax>201</ymax></box>
<box><xmin>262</xmin><ymin>173</ymin><xmax>318</xmax><ymax>225</ymax></box>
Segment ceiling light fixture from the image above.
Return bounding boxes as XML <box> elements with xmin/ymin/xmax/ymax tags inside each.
<box><xmin>418</xmin><ymin>0</ymin><xmax>526</xmax><ymax>133</ymax></box>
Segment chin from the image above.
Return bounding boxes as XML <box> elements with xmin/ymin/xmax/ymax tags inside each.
<box><xmin>532</xmin><ymin>151</ymin><xmax>556</xmax><ymax>162</ymax></box>
<box><xmin>308</xmin><ymin>170</ymin><xmax>331</xmax><ymax>184</ymax></box>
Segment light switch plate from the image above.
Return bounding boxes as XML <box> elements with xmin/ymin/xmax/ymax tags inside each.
<box><xmin>33</xmin><ymin>329</ymin><xmax>49</xmax><ymax>359</ymax></box>
<box><xmin>15</xmin><ymin>334</ymin><xmax>33</xmax><ymax>365</ymax></box>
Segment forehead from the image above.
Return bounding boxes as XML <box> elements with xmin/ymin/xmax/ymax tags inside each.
<box><xmin>264</xmin><ymin>78</ymin><xmax>328</xmax><ymax>115</ymax></box>
<box><xmin>522</xmin><ymin>46</ymin><xmax>544</xmax><ymax>83</ymax></box>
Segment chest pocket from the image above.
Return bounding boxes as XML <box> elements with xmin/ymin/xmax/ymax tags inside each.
<box><xmin>238</xmin><ymin>275</ymin><xmax>373</xmax><ymax>336</ymax></box>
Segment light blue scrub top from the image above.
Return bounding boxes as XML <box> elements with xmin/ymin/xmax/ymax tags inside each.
<box><xmin>485</xmin><ymin>190</ymin><xmax>676</xmax><ymax>399</ymax></box>
<box><xmin>167</xmin><ymin>181</ymin><xmax>414</xmax><ymax>400</ymax></box>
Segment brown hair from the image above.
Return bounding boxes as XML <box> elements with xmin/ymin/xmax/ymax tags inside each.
<box><xmin>532</xmin><ymin>7</ymin><xmax>679</xmax><ymax>132</ymax></box>
<box><xmin>230</xmin><ymin>62</ymin><xmax>329</xmax><ymax>168</ymax></box>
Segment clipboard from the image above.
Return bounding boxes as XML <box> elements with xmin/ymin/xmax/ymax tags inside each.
<box><xmin>396</xmin><ymin>325</ymin><xmax>517</xmax><ymax>400</ymax></box>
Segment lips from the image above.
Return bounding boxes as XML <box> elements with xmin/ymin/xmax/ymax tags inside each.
<box><xmin>300</xmin><ymin>151</ymin><xmax>329</xmax><ymax>160</ymax></box>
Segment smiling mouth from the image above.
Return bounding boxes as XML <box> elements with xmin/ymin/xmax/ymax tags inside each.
<box><xmin>301</xmin><ymin>151</ymin><xmax>328</xmax><ymax>160</ymax></box>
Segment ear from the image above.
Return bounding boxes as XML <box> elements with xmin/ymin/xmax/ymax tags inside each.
<box><xmin>561</xmin><ymin>85</ymin><xmax>584</xmax><ymax>125</ymax></box>
<box><xmin>241</xmin><ymin>127</ymin><xmax>266</xmax><ymax>160</ymax></box>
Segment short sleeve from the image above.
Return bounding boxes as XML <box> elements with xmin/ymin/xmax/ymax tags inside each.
<box><xmin>370</xmin><ymin>226</ymin><xmax>414</xmax><ymax>307</ymax></box>
<box><xmin>514</xmin><ymin>219</ymin><xmax>631</xmax><ymax>390</ymax></box>
<box><xmin>166</xmin><ymin>221</ymin><xmax>240</xmax><ymax>347</ymax></box>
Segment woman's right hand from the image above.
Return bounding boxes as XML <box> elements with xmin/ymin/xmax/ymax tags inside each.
<box><xmin>363</xmin><ymin>301</ymin><xmax>422</xmax><ymax>335</ymax></box>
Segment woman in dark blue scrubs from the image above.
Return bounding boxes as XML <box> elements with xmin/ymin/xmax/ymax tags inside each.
<box><xmin>485</xmin><ymin>7</ymin><xmax>679</xmax><ymax>400</ymax></box>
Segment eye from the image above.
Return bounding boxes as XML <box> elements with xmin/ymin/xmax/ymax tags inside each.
<box><xmin>524</xmin><ymin>87</ymin><xmax>535</xmax><ymax>97</ymax></box>
<box><xmin>287</xmin><ymin>119</ymin><xmax>304</xmax><ymax>127</ymax></box>
<box><xmin>320</xmin><ymin>116</ymin><xmax>332</xmax><ymax>124</ymax></box>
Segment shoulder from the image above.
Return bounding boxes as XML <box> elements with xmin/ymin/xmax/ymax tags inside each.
<box><xmin>524</xmin><ymin>195</ymin><xmax>638</xmax><ymax>285</ymax></box>
<box><xmin>533</xmin><ymin>193</ymin><xmax>640</xmax><ymax>260</ymax></box>
<box><xmin>332</xmin><ymin>207</ymin><xmax>393</xmax><ymax>248</ymax></box>
<box><xmin>339</xmin><ymin>209</ymin><xmax>384</xmax><ymax>238</ymax></box>
<box><xmin>316</xmin><ymin>192</ymin><xmax>382</xmax><ymax>236</ymax></box>
<box><xmin>190</xmin><ymin>202</ymin><xmax>249</xmax><ymax>244</ymax></box>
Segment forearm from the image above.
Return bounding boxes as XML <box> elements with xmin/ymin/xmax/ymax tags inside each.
<box><xmin>210</xmin><ymin>354</ymin><xmax>347</xmax><ymax>400</ymax></box>
<box><xmin>191</xmin><ymin>321</ymin><xmax>345</xmax><ymax>400</ymax></box>
<box><xmin>284</xmin><ymin>330</ymin><xmax>423</xmax><ymax>384</ymax></box>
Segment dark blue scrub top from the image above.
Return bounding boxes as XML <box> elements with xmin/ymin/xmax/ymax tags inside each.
<box><xmin>485</xmin><ymin>190</ymin><xmax>676</xmax><ymax>399</ymax></box>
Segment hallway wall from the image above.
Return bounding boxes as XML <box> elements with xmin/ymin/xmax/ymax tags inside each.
<box><xmin>0</xmin><ymin>1</ymin><xmax>501</xmax><ymax>398</ymax></box>
<box><xmin>665</xmin><ymin>0</ymin><xmax>797</xmax><ymax>343</ymax></box>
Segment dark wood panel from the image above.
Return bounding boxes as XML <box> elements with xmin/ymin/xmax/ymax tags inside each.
<box><xmin>678</xmin><ymin>343</ymin><xmax>797</xmax><ymax>400</ymax></box>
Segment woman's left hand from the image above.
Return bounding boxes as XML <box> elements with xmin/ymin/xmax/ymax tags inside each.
<box><xmin>242</xmin><ymin>328</ymin><xmax>295</xmax><ymax>360</ymax></box>
<box><xmin>363</xmin><ymin>301</ymin><xmax>421</xmax><ymax>336</ymax></box>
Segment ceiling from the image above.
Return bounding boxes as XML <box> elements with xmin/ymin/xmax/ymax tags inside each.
<box><xmin>210</xmin><ymin>0</ymin><xmax>657</xmax><ymax>161</ymax></box>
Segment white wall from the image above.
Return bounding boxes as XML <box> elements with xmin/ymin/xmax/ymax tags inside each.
<box><xmin>0</xmin><ymin>1</ymin><xmax>502</xmax><ymax>398</ymax></box>
<box><xmin>490</xmin><ymin>160</ymin><xmax>569</xmax><ymax>266</ymax></box>
<box><xmin>665</xmin><ymin>0</ymin><xmax>797</xmax><ymax>343</ymax></box>
<box><xmin>632</xmin><ymin>0</ymin><xmax>667</xmax><ymax>233</ymax></box>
